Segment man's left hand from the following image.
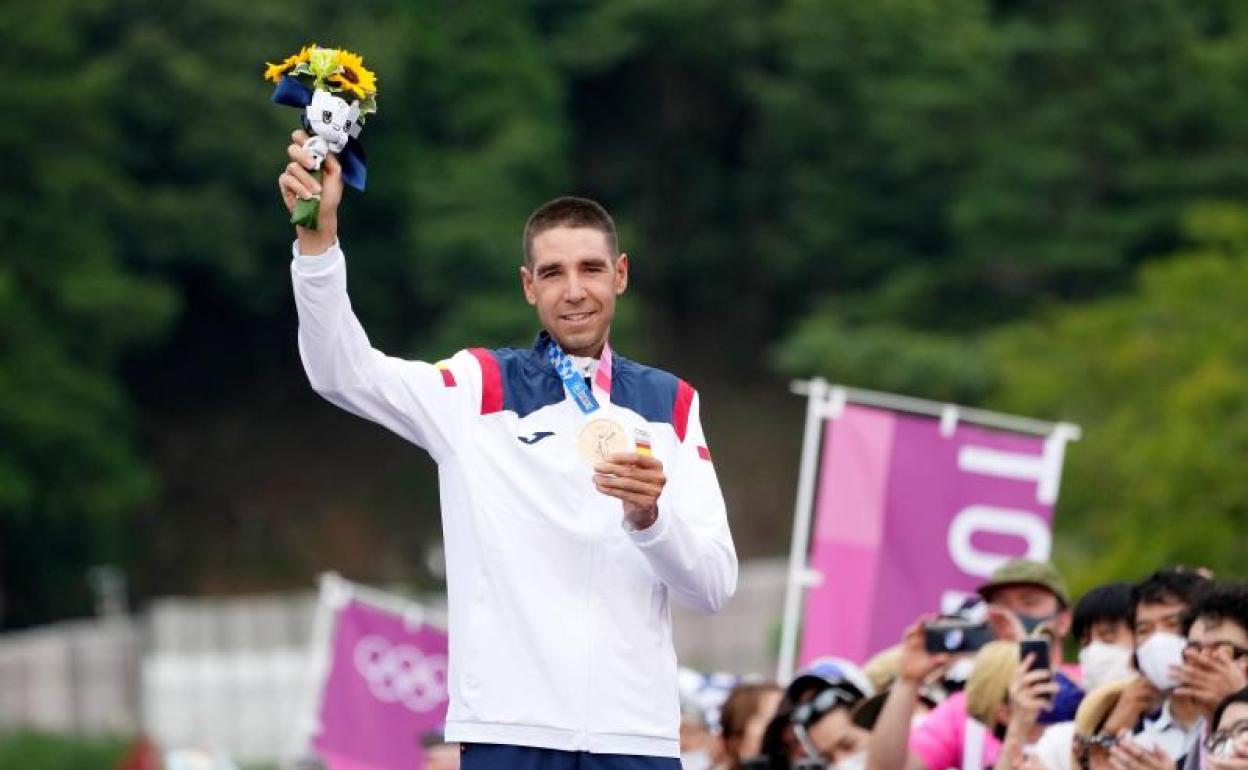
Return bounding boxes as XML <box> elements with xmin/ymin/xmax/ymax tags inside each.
<box><xmin>594</xmin><ymin>452</ymin><xmax>666</xmax><ymax>530</ymax></box>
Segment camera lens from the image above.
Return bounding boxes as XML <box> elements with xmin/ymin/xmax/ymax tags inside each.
<box><xmin>943</xmin><ymin>629</ymin><xmax>964</xmax><ymax>651</ymax></box>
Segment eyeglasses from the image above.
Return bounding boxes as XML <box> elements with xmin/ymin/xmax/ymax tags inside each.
<box><xmin>1185</xmin><ymin>640</ymin><xmax>1248</xmax><ymax>660</ymax></box>
<box><xmin>791</xmin><ymin>687</ymin><xmax>858</xmax><ymax>727</ymax></box>
<box><xmin>1204</xmin><ymin>719</ymin><xmax>1248</xmax><ymax>758</ymax></box>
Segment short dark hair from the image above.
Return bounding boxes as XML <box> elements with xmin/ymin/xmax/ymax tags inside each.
<box><xmin>522</xmin><ymin>196</ymin><xmax>618</xmax><ymax>266</ymax></box>
<box><xmin>1182</xmin><ymin>581</ymin><xmax>1248</xmax><ymax>637</ymax></box>
<box><xmin>1130</xmin><ymin>566</ymin><xmax>1211</xmax><ymax>627</ymax></box>
<box><xmin>1072</xmin><ymin>582</ymin><xmax>1134</xmax><ymax>644</ymax></box>
<box><xmin>1213</xmin><ymin>686</ymin><xmax>1248</xmax><ymax>731</ymax></box>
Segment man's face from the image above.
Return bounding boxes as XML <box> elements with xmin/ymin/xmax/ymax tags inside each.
<box><xmin>1134</xmin><ymin>600</ymin><xmax>1187</xmax><ymax>643</ymax></box>
<box><xmin>1187</xmin><ymin>617</ymin><xmax>1248</xmax><ymax>674</ymax></box>
<box><xmin>990</xmin><ymin>585</ymin><xmax>1071</xmax><ymax>640</ymax></box>
<box><xmin>521</xmin><ymin>226</ymin><xmax>628</xmax><ymax>358</ymax></box>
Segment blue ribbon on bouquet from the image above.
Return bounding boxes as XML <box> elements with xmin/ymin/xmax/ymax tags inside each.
<box><xmin>271</xmin><ymin>75</ymin><xmax>368</xmax><ymax>192</ymax></box>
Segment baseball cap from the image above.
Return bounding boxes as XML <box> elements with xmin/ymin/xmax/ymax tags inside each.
<box><xmin>785</xmin><ymin>656</ymin><xmax>876</xmax><ymax>704</ymax></box>
<box><xmin>976</xmin><ymin>558</ymin><xmax>1071</xmax><ymax>608</ymax></box>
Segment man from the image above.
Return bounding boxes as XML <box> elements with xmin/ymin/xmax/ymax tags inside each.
<box><xmin>1178</xmin><ymin>581</ymin><xmax>1248</xmax><ymax>720</ymax></box>
<box><xmin>278</xmin><ymin>134</ymin><xmax>738</xmax><ymax>769</ymax></box>
<box><xmin>1101</xmin><ymin>567</ymin><xmax>1212</xmax><ymax>768</ymax></box>
<box><xmin>1088</xmin><ymin>578</ymin><xmax>1248</xmax><ymax>770</ymax></box>
<box><xmin>978</xmin><ymin>559</ymin><xmax>1083</xmax><ymax>724</ymax></box>
<box><xmin>867</xmin><ymin>561</ymin><xmax>1076</xmax><ymax>770</ymax></box>
<box><xmin>977</xmin><ymin>559</ymin><xmax>1074</xmax><ymax>656</ymax></box>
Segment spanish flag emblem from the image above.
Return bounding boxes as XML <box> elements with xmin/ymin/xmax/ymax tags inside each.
<box><xmin>634</xmin><ymin>428</ymin><xmax>653</xmax><ymax>457</ymax></box>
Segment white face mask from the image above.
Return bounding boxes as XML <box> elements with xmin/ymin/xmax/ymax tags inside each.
<box><xmin>1135</xmin><ymin>631</ymin><xmax>1186</xmax><ymax>691</ymax></box>
<box><xmin>1080</xmin><ymin>641</ymin><xmax>1135</xmax><ymax>691</ymax></box>
<box><xmin>836</xmin><ymin>751</ymin><xmax>868</xmax><ymax>770</ymax></box>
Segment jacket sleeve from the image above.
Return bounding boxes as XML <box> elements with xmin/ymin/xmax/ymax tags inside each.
<box><xmin>289</xmin><ymin>241</ymin><xmax>480</xmax><ymax>462</ymax></box>
<box><xmin>626</xmin><ymin>388</ymin><xmax>738</xmax><ymax>613</ymax></box>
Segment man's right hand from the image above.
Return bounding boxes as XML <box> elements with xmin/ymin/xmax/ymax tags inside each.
<box><xmin>899</xmin><ymin>617</ymin><xmax>951</xmax><ymax>686</ymax></box>
<box><xmin>278</xmin><ymin>129</ymin><xmax>343</xmax><ymax>254</ymax></box>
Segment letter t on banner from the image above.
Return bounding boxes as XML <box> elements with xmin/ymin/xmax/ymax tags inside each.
<box><xmin>777</xmin><ymin>383</ymin><xmax>1079</xmax><ymax>678</ymax></box>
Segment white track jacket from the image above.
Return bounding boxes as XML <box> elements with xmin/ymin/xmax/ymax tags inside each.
<box><xmin>291</xmin><ymin>243</ymin><xmax>738</xmax><ymax>757</ymax></box>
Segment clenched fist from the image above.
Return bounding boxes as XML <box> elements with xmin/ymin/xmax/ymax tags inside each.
<box><xmin>278</xmin><ymin>129</ymin><xmax>343</xmax><ymax>254</ymax></box>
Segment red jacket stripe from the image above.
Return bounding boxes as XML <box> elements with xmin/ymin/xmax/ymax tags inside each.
<box><xmin>468</xmin><ymin>348</ymin><xmax>503</xmax><ymax>414</ymax></box>
<box><xmin>673</xmin><ymin>379</ymin><xmax>695</xmax><ymax>442</ymax></box>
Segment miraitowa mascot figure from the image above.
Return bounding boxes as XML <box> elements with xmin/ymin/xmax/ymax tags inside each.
<box><xmin>263</xmin><ymin>44</ymin><xmax>378</xmax><ymax>229</ymax></box>
<box><xmin>303</xmin><ymin>89</ymin><xmax>361</xmax><ymax>172</ymax></box>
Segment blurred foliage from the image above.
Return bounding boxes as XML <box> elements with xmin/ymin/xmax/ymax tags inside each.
<box><xmin>986</xmin><ymin>202</ymin><xmax>1248</xmax><ymax>591</ymax></box>
<box><xmin>0</xmin><ymin>732</ymin><xmax>128</xmax><ymax>770</ymax></box>
<box><xmin>4</xmin><ymin>0</ymin><xmax>1248</xmax><ymax>626</ymax></box>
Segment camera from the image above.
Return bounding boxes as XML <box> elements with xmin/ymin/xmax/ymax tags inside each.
<box><xmin>923</xmin><ymin>616</ymin><xmax>992</xmax><ymax>654</ymax></box>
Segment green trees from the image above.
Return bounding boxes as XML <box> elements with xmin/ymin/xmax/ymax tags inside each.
<box><xmin>987</xmin><ymin>204</ymin><xmax>1248</xmax><ymax>591</ymax></box>
<box><xmin>4</xmin><ymin>0</ymin><xmax>1247</xmax><ymax>627</ymax></box>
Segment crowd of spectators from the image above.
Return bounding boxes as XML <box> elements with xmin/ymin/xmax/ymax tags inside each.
<box><xmin>676</xmin><ymin>562</ymin><xmax>1248</xmax><ymax>770</ymax></box>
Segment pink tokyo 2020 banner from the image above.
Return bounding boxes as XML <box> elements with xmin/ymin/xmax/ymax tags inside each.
<box><xmin>799</xmin><ymin>404</ymin><xmax>1067</xmax><ymax>666</ymax></box>
<box><xmin>313</xmin><ymin>599</ymin><xmax>449</xmax><ymax>770</ymax></box>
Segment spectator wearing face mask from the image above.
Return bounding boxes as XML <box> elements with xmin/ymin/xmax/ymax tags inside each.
<box><xmin>978</xmin><ymin>560</ymin><xmax>1074</xmax><ymax>649</ymax></box>
<box><xmin>1071</xmin><ymin>582</ymin><xmax>1137</xmax><ymax>692</ymax></box>
<box><xmin>1205</xmin><ymin>687</ymin><xmax>1248</xmax><ymax>770</ymax></box>
<box><xmin>719</xmin><ymin>683</ymin><xmax>783</xmax><ymax>770</ymax></box>
<box><xmin>978</xmin><ymin>560</ymin><xmax>1084</xmax><ymax>726</ymax></box>
<box><xmin>1126</xmin><ymin>581</ymin><xmax>1248</xmax><ymax>770</ymax></box>
<box><xmin>1101</xmin><ymin>566</ymin><xmax>1212</xmax><ymax>766</ymax></box>
<box><xmin>1025</xmin><ymin>582</ymin><xmax>1139</xmax><ymax>770</ymax></box>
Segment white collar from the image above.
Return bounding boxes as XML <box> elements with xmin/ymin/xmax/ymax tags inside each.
<box><xmin>569</xmin><ymin>355</ymin><xmax>599</xmax><ymax>378</ymax></box>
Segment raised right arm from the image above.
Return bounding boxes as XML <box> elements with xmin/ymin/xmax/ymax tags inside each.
<box><xmin>280</xmin><ymin>130</ymin><xmax>478</xmax><ymax>462</ymax></box>
<box><xmin>290</xmin><ymin>242</ymin><xmax>479</xmax><ymax>461</ymax></box>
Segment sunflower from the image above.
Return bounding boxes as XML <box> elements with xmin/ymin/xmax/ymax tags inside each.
<box><xmin>329</xmin><ymin>49</ymin><xmax>378</xmax><ymax>100</ymax></box>
<box><xmin>263</xmin><ymin>43</ymin><xmax>316</xmax><ymax>83</ymax></box>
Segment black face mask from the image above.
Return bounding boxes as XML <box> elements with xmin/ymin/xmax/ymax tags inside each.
<box><xmin>1017</xmin><ymin>611</ymin><xmax>1058</xmax><ymax>635</ymax></box>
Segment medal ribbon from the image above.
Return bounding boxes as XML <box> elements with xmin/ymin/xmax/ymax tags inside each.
<box><xmin>545</xmin><ymin>338</ymin><xmax>601</xmax><ymax>415</ymax></box>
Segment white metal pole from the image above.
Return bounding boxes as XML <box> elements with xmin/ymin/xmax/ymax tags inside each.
<box><xmin>776</xmin><ymin>377</ymin><xmax>830</xmax><ymax>683</ymax></box>
<box><xmin>282</xmin><ymin>572</ymin><xmax>350</xmax><ymax>769</ymax></box>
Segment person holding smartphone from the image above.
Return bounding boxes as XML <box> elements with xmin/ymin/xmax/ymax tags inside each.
<box><xmin>992</xmin><ymin>642</ymin><xmax>1061</xmax><ymax>770</ymax></box>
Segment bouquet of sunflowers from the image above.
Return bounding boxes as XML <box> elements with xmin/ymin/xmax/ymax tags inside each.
<box><xmin>263</xmin><ymin>44</ymin><xmax>378</xmax><ymax>229</ymax></box>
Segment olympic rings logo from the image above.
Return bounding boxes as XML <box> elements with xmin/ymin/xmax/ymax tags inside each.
<box><xmin>352</xmin><ymin>635</ymin><xmax>448</xmax><ymax>713</ymax></box>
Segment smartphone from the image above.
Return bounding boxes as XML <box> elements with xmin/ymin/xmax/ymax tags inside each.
<box><xmin>1019</xmin><ymin>638</ymin><xmax>1051</xmax><ymax>672</ymax></box>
